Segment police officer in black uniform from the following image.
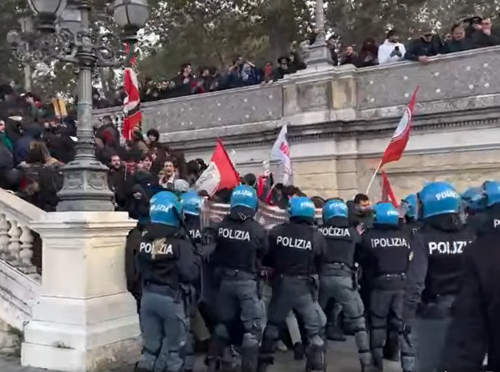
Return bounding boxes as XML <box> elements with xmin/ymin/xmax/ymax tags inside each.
<box><xmin>400</xmin><ymin>194</ymin><xmax>421</xmax><ymax>236</ymax></box>
<box><xmin>358</xmin><ymin>202</ymin><xmax>410</xmax><ymax>372</ymax></box>
<box><xmin>318</xmin><ymin>199</ymin><xmax>376</xmax><ymax>372</ymax></box>
<box><xmin>381</xmin><ymin>193</ymin><xmax>420</xmax><ymax>363</ymax></box>
<box><xmin>440</xmin><ymin>180</ymin><xmax>500</xmax><ymax>372</ymax></box>
<box><xmin>180</xmin><ymin>190</ymin><xmax>206</xmax><ymax>372</ymax></box>
<box><xmin>182</xmin><ymin>190</ymin><xmax>204</xmax><ymax>246</ymax></box>
<box><xmin>260</xmin><ymin>196</ymin><xmax>327</xmax><ymax>372</ymax></box>
<box><xmin>135</xmin><ymin>191</ymin><xmax>201</xmax><ymax>372</ymax></box>
<box><xmin>460</xmin><ymin>186</ymin><xmax>486</xmax><ymax>232</ymax></box>
<box><xmin>402</xmin><ymin>181</ymin><xmax>475</xmax><ymax>372</ymax></box>
<box><xmin>210</xmin><ymin>185</ymin><xmax>268</xmax><ymax>372</ymax></box>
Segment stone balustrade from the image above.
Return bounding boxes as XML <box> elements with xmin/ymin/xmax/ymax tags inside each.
<box><xmin>93</xmin><ymin>45</ymin><xmax>500</xmax><ymax>149</ymax></box>
<box><xmin>0</xmin><ymin>190</ymin><xmax>46</xmax><ymax>280</ymax></box>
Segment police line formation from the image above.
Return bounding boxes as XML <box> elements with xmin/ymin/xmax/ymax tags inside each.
<box><xmin>134</xmin><ymin>180</ymin><xmax>500</xmax><ymax>372</ymax></box>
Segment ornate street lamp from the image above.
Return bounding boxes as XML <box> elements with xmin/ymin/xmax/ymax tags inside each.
<box><xmin>8</xmin><ymin>0</ymin><xmax>150</xmax><ymax>212</ymax></box>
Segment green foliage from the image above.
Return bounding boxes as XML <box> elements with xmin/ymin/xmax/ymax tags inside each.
<box><xmin>0</xmin><ymin>0</ymin><xmax>499</xmax><ymax>97</ymax></box>
<box><xmin>137</xmin><ymin>0</ymin><xmax>308</xmax><ymax>79</ymax></box>
<box><xmin>139</xmin><ymin>0</ymin><xmax>500</xmax><ymax>78</ymax></box>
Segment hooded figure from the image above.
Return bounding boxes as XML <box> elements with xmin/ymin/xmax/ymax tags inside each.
<box><xmin>13</xmin><ymin>124</ymin><xmax>43</xmax><ymax>165</ymax></box>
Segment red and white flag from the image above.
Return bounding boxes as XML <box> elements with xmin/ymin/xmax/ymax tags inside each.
<box><xmin>380</xmin><ymin>87</ymin><xmax>419</xmax><ymax>166</ymax></box>
<box><xmin>122</xmin><ymin>42</ymin><xmax>142</xmax><ymax>141</ymax></box>
<box><xmin>381</xmin><ymin>170</ymin><xmax>399</xmax><ymax>208</ymax></box>
<box><xmin>270</xmin><ymin>124</ymin><xmax>292</xmax><ymax>184</ymax></box>
<box><xmin>194</xmin><ymin>139</ymin><xmax>240</xmax><ymax>196</ymax></box>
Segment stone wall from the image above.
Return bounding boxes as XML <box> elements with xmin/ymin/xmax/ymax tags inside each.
<box><xmin>363</xmin><ymin>149</ymin><xmax>500</xmax><ymax>199</ymax></box>
<box><xmin>92</xmin><ymin>46</ymin><xmax>500</xmax><ymax>199</ymax></box>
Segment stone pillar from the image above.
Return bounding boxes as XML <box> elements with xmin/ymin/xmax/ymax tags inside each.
<box><xmin>331</xmin><ymin>64</ymin><xmax>357</xmax><ymax>121</ymax></box>
<box><xmin>21</xmin><ymin>212</ymin><xmax>139</xmax><ymax>372</ymax></box>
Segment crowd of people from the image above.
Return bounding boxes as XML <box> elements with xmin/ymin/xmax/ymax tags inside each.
<box><xmin>93</xmin><ymin>52</ymin><xmax>307</xmax><ymax>109</ymax></box>
<box><xmin>1</xmin><ymin>14</ymin><xmax>500</xmax><ymax>372</ymax></box>
<box><xmin>126</xmin><ymin>177</ymin><xmax>499</xmax><ymax>372</ymax></box>
<box><xmin>94</xmin><ymin>15</ymin><xmax>500</xmax><ymax>110</ymax></box>
<box><xmin>333</xmin><ymin>16</ymin><xmax>499</xmax><ymax>67</ymax></box>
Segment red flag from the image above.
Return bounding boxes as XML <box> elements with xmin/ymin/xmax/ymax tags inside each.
<box><xmin>122</xmin><ymin>42</ymin><xmax>142</xmax><ymax>141</ymax></box>
<box><xmin>380</xmin><ymin>87</ymin><xmax>419</xmax><ymax>166</ymax></box>
<box><xmin>194</xmin><ymin>139</ymin><xmax>240</xmax><ymax>196</ymax></box>
<box><xmin>381</xmin><ymin>170</ymin><xmax>398</xmax><ymax>208</ymax></box>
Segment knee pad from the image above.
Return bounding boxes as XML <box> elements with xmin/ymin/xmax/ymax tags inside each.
<box><xmin>243</xmin><ymin>333</ymin><xmax>260</xmax><ymax>349</ymax></box>
<box><xmin>309</xmin><ymin>334</ymin><xmax>325</xmax><ymax>348</ymax></box>
<box><xmin>214</xmin><ymin>324</ymin><xmax>230</xmax><ymax>341</ymax></box>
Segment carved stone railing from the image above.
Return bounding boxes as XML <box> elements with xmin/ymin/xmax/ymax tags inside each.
<box><xmin>0</xmin><ymin>189</ymin><xmax>47</xmax><ymax>331</ymax></box>
<box><xmin>93</xmin><ymin>46</ymin><xmax>500</xmax><ymax>148</ymax></box>
<box><xmin>0</xmin><ymin>189</ymin><xmax>47</xmax><ymax>280</ymax></box>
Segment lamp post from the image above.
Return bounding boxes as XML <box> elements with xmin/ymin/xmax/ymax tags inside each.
<box><xmin>306</xmin><ymin>0</ymin><xmax>333</xmax><ymax>67</ymax></box>
<box><xmin>19</xmin><ymin>16</ymin><xmax>34</xmax><ymax>91</ymax></box>
<box><xmin>8</xmin><ymin>0</ymin><xmax>149</xmax><ymax>212</ymax></box>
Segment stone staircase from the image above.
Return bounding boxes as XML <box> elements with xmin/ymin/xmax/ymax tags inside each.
<box><xmin>0</xmin><ymin>189</ymin><xmax>46</xmax><ymax>356</ymax></box>
<box><xmin>0</xmin><ymin>189</ymin><xmax>140</xmax><ymax>372</ymax></box>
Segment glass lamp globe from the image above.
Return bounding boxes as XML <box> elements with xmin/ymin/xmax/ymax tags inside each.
<box><xmin>60</xmin><ymin>3</ymin><xmax>82</xmax><ymax>35</ymax></box>
<box><xmin>29</xmin><ymin>0</ymin><xmax>67</xmax><ymax>17</ymax></box>
<box><xmin>113</xmin><ymin>0</ymin><xmax>149</xmax><ymax>30</ymax></box>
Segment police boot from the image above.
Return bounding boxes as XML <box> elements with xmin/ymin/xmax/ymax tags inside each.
<box><xmin>360</xmin><ymin>355</ymin><xmax>379</xmax><ymax>372</ymax></box>
<box><xmin>305</xmin><ymin>344</ymin><xmax>326</xmax><ymax>372</ymax></box>
<box><xmin>372</xmin><ymin>351</ymin><xmax>384</xmax><ymax>372</ymax></box>
<box><xmin>134</xmin><ymin>363</ymin><xmax>150</xmax><ymax>372</ymax></box>
<box><xmin>326</xmin><ymin>323</ymin><xmax>346</xmax><ymax>342</ymax></box>
<box><xmin>361</xmin><ymin>364</ymin><xmax>380</xmax><ymax>372</ymax></box>
<box><xmin>241</xmin><ymin>334</ymin><xmax>260</xmax><ymax>372</ymax></box>
<box><xmin>220</xmin><ymin>345</ymin><xmax>238</xmax><ymax>372</ymax></box>
<box><xmin>206</xmin><ymin>338</ymin><xmax>223</xmax><ymax>372</ymax></box>
<box><xmin>293</xmin><ymin>342</ymin><xmax>305</xmax><ymax>360</ymax></box>
<box><xmin>383</xmin><ymin>340</ymin><xmax>400</xmax><ymax>362</ymax></box>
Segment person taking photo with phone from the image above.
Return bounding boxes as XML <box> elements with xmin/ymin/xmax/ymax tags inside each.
<box><xmin>378</xmin><ymin>30</ymin><xmax>406</xmax><ymax>64</ymax></box>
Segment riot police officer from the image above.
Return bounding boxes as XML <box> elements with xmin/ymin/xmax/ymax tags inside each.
<box><xmin>182</xmin><ymin>190</ymin><xmax>204</xmax><ymax>246</ymax></box>
<box><xmin>401</xmin><ymin>194</ymin><xmax>421</xmax><ymax>235</ymax></box>
<box><xmin>210</xmin><ymin>185</ymin><xmax>268</xmax><ymax>372</ymax></box>
<box><xmin>358</xmin><ymin>202</ymin><xmax>410</xmax><ymax>372</ymax></box>
<box><xmin>260</xmin><ymin>196</ymin><xmax>327</xmax><ymax>372</ymax></box>
<box><xmin>318</xmin><ymin>199</ymin><xmax>375</xmax><ymax>372</ymax></box>
<box><xmin>381</xmin><ymin>194</ymin><xmax>419</xmax><ymax>363</ymax></box>
<box><xmin>403</xmin><ymin>181</ymin><xmax>475</xmax><ymax>372</ymax></box>
<box><xmin>461</xmin><ymin>186</ymin><xmax>486</xmax><ymax>231</ymax></box>
<box><xmin>440</xmin><ymin>180</ymin><xmax>500</xmax><ymax>372</ymax></box>
<box><xmin>135</xmin><ymin>191</ymin><xmax>201</xmax><ymax>372</ymax></box>
<box><xmin>180</xmin><ymin>190</ymin><xmax>205</xmax><ymax>372</ymax></box>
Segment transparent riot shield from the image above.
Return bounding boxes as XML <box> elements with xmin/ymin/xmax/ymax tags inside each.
<box><xmin>314</xmin><ymin>209</ymin><xmax>323</xmax><ymax>226</ymax></box>
<box><xmin>200</xmin><ymin>197</ymin><xmax>230</xmax><ymax>231</ymax></box>
<box><xmin>255</xmin><ymin>202</ymin><xmax>288</xmax><ymax>230</ymax></box>
<box><xmin>398</xmin><ymin>200</ymin><xmax>410</xmax><ymax>219</ymax></box>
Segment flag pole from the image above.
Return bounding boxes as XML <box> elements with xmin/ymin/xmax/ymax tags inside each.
<box><xmin>365</xmin><ymin>160</ymin><xmax>383</xmax><ymax>194</ymax></box>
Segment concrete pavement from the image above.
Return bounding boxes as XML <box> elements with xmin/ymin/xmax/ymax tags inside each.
<box><xmin>0</xmin><ymin>338</ymin><xmax>402</xmax><ymax>372</ymax></box>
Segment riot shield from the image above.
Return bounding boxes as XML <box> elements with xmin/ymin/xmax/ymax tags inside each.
<box><xmin>255</xmin><ymin>202</ymin><xmax>288</xmax><ymax>229</ymax></box>
<box><xmin>200</xmin><ymin>198</ymin><xmax>230</xmax><ymax>231</ymax></box>
<box><xmin>201</xmin><ymin>198</ymin><xmax>323</xmax><ymax>230</ymax></box>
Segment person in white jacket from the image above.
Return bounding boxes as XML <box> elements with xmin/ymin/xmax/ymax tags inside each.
<box><xmin>378</xmin><ymin>30</ymin><xmax>406</xmax><ymax>65</ymax></box>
